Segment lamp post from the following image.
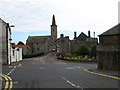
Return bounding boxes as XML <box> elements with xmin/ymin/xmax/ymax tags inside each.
<box><xmin>93</xmin><ymin>32</ymin><xmax>96</xmax><ymax>58</ymax></box>
<box><xmin>9</xmin><ymin>25</ymin><xmax>15</xmax><ymax>65</ymax></box>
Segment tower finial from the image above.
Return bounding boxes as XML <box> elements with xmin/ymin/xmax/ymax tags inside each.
<box><xmin>52</xmin><ymin>15</ymin><xmax>56</xmax><ymax>26</ymax></box>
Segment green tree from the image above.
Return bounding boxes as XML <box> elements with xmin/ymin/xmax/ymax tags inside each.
<box><xmin>75</xmin><ymin>45</ymin><xmax>89</xmax><ymax>56</ymax></box>
<box><xmin>17</xmin><ymin>41</ymin><xmax>24</xmax><ymax>45</ymax></box>
<box><xmin>91</xmin><ymin>45</ymin><xmax>97</xmax><ymax>57</ymax></box>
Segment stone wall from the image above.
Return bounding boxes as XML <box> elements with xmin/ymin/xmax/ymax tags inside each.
<box><xmin>0</xmin><ymin>20</ymin><xmax>8</xmax><ymax>64</ymax></box>
<box><xmin>97</xmin><ymin>51</ymin><xmax>120</xmax><ymax>71</ymax></box>
<box><xmin>99</xmin><ymin>35</ymin><xmax>120</xmax><ymax>45</ymax></box>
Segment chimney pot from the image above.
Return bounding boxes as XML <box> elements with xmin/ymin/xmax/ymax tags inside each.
<box><xmin>88</xmin><ymin>31</ymin><xmax>90</xmax><ymax>37</ymax></box>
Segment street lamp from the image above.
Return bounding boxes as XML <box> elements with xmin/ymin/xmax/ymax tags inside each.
<box><xmin>9</xmin><ymin>25</ymin><xmax>15</xmax><ymax>65</ymax></box>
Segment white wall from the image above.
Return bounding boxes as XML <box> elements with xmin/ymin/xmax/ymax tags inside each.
<box><xmin>11</xmin><ymin>47</ymin><xmax>22</xmax><ymax>63</ymax></box>
<box><xmin>8</xmin><ymin>27</ymin><xmax>11</xmax><ymax>65</ymax></box>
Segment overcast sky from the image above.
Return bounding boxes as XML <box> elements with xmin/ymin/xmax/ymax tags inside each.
<box><xmin>0</xmin><ymin>0</ymin><xmax>119</xmax><ymax>43</ymax></box>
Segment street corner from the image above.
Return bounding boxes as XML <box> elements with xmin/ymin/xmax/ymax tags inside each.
<box><xmin>84</xmin><ymin>69</ymin><xmax>120</xmax><ymax>80</ymax></box>
<box><xmin>2</xmin><ymin>62</ymin><xmax>21</xmax><ymax>67</ymax></box>
<box><xmin>0</xmin><ymin>74</ymin><xmax>13</xmax><ymax>89</ymax></box>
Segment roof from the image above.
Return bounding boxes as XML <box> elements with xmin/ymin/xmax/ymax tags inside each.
<box><xmin>27</xmin><ymin>35</ymin><xmax>51</xmax><ymax>43</ymax></box>
<box><xmin>99</xmin><ymin>23</ymin><xmax>120</xmax><ymax>36</ymax></box>
<box><xmin>12</xmin><ymin>45</ymin><xmax>32</xmax><ymax>50</ymax></box>
<box><xmin>52</xmin><ymin>15</ymin><xmax>56</xmax><ymax>26</ymax></box>
<box><xmin>78</xmin><ymin>32</ymin><xmax>88</xmax><ymax>38</ymax></box>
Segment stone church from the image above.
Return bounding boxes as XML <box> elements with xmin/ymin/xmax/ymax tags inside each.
<box><xmin>26</xmin><ymin>15</ymin><xmax>98</xmax><ymax>54</ymax></box>
<box><xmin>26</xmin><ymin>15</ymin><xmax>57</xmax><ymax>54</ymax></box>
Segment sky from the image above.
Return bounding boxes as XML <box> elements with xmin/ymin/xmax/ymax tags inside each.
<box><xmin>0</xmin><ymin>0</ymin><xmax>119</xmax><ymax>44</ymax></box>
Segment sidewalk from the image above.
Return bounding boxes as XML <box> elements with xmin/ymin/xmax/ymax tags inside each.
<box><xmin>87</xmin><ymin>67</ymin><xmax>120</xmax><ymax>78</ymax></box>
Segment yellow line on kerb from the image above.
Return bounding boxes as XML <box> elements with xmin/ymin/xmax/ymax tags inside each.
<box><xmin>0</xmin><ymin>74</ymin><xmax>13</xmax><ymax>90</ymax></box>
<box><xmin>84</xmin><ymin>69</ymin><xmax>120</xmax><ymax>80</ymax></box>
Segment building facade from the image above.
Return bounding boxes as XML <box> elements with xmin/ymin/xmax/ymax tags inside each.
<box><xmin>0</xmin><ymin>18</ymin><xmax>22</xmax><ymax>65</ymax></box>
<box><xmin>70</xmin><ymin>31</ymin><xmax>98</xmax><ymax>52</ymax></box>
<box><xmin>56</xmin><ymin>31</ymin><xmax>98</xmax><ymax>54</ymax></box>
<box><xmin>26</xmin><ymin>15</ymin><xmax>57</xmax><ymax>54</ymax></box>
<box><xmin>0</xmin><ymin>19</ymin><xmax>12</xmax><ymax>64</ymax></box>
<box><xmin>56</xmin><ymin>34</ymin><xmax>71</xmax><ymax>54</ymax></box>
<box><xmin>97</xmin><ymin>23</ymin><xmax>120</xmax><ymax>70</ymax></box>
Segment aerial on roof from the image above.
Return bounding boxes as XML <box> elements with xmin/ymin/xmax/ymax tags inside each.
<box><xmin>99</xmin><ymin>23</ymin><xmax>120</xmax><ymax>36</ymax></box>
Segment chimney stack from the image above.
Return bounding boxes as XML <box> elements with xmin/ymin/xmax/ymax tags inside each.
<box><xmin>60</xmin><ymin>34</ymin><xmax>64</xmax><ymax>37</ymax></box>
<box><xmin>74</xmin><ymin>31</ymin><xmax>77</xmax><ymax>39</ymax></box>
<box><xmin>88</xmin><ymin>31</ymin><xmax>90</xmax><ymax>38</ymax></box>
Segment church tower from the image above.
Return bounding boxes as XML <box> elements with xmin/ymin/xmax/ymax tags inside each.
<box><xmin>51</xmin><ymin>15</ymin><xmax>57</xmax><ymax>39</ymax></box>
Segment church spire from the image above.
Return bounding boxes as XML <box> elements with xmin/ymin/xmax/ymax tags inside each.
<box><xmin>52</xmin><ymin>15</ymin><xmax>56</xmax><ymax>26</ymax></box>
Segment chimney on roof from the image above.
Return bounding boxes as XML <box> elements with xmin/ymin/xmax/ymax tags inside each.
<box><xmin>65</xmin><ymin>36</ymin><xmax>69</xmax><ymax>39</ymax></box>
<box><xmin>88</xmin><ymin>31</ymin><xmax>90</xmax><ymax>38</ymax></box>
<box><xmin>60</xmin><ymin>34</ymin><xmax>64</xmax><ymax>38</ymax></box>
<box><xmin>74</xmin><ymin>31</ymin><xmax>77</xmax><ymax>39</ymax></box>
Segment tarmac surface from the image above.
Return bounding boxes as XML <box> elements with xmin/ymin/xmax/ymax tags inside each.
<box><xmin>1</xmin><ymin>53</ymin><xmax>120</xmax><ymax>89</ymax></box>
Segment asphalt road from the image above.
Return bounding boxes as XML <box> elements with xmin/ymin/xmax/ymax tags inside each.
<box><xmin>2</xmin><ymin>53</ymin><xmax>120</xmax><ymax>89</ymax></box>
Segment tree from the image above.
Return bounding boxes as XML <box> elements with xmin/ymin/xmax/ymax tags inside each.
<box><xmin>90</xmin><ymin>45</ymin><xmax>97</xmax><ymax>57</ymax></box>
<box><xmin>17</xmin><ymin>41</ymin><xmax>24</xmax><ymax>45</ymax></box>
<box><xmin>75</xmin><ymin>45</ymin><xmax>89</xmax><ymax>56</ymax></box>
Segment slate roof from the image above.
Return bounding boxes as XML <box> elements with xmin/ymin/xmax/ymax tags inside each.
<box><xmin>99</xmin><ymin>23</ymin><xmax>120</xmax><ymax>36</ymax></box>
<box><xmin>27</xmin><ymin>35</ymin><xmax>51</xmax><ymax>43</ymax></box>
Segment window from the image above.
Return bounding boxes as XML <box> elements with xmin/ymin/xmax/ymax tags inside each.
<box><xmin>53</xmin><ymin>29</ymin><xmax>54</xmax><ymax>32</ymax></box>
<box><xmin>38</xmin><ymin>48</ymin><xmax>39</xmax><ymax>51</ymax></box>
<box><xmin>13</xmin><ymin>50</ymin><xmax>15</xmax><ymax>56</ymax></box>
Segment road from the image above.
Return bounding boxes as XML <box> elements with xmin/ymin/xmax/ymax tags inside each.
<box><xmin>2</xmin><ymin>53</ymin><xmax>119</xmax><ymax>89</ymax></box>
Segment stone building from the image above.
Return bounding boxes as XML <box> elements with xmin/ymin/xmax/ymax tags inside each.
<box><xmin>56</xmin><ymin>31</ymin><xmax>98</xmax><ymax>54</ymax></box>
<box><xmin>0</xmin><ymin>18</ymin><xmax>22</xmax><ymax>65</ymax></box>
<box><xmin>71</xmin><ymin>31</ymin><xmax>98</xmax><ymax>52</ymax></box>
<box><xmin>56</xmin><ymin>34</ymin><xmax>71</xmax><ymax>54</ymax></box>
<box><xmin>97</xmin><ymin>23</ymin><xmax>120</xmax><ymax>71</ymax></box>
<box><xmin>0</xmin><ymin>18</ymin><xmax>12</xmax><ymax>65</ymax></box>
<box><xmin>26</xmin><ymin>15</ymin><xmax>57</xmax><ymax>54</ymax></box>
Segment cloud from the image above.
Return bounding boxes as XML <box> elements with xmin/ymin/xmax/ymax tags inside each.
<box><xmin>0</xmin><ymin>0</ymin><xmax>119</xmax><ymax>36</ymax></box>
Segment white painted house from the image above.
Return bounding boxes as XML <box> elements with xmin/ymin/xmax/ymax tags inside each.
<box><xmin>11</xmin><ymin>47</ymin><xmax>22</xmax><ymax>63</ymax></box>
<box><xmin>0</xmin><ymin>18</ymin><xmax>22</xmax><ymax>65</ymax></box>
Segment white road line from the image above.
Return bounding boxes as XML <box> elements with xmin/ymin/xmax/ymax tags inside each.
<box><xmin>60</xmin><ymin>75</ymin><xmax>83</xmax><ymax>89</ymax></box>
<box><xmin>7</xmin><ymin>66</ymin><xmax>16</xmax><ymax>75</ymax></box>
<box><xmin>0</xmin><ymin>77</ymin><xmax>2</xmax><ymax>80</ymax></box>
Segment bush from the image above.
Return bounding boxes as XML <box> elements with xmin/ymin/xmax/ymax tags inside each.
<box><xmin>75</xmin><ymin>45</ymin><xmax>89</xmax><ymax>56</ymax></box>
<box><xmin>56</xmin><ymin>52</ymin><xmax>64</xmax><ymax>56</ymax></box>
<box><xmin>23</xmin><ymin>52</ymin><xmax>44</xmax><ymax>58</ymax></box>
<box><xmin>65</xmin><ymin>53</ymin><xmax>74</xmax><ymax>57</ymax></box>
<box><xmin>63</xmin><ymin>56</ymin><xmax>96</xmax><ymax>62</ymax></box>
<box><xmin>90</xmin><ymin>45</ymin><xmax>97</xmax><ymax>57</ymax></box>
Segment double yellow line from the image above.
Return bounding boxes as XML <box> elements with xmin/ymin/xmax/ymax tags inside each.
<box><xmin>0</xmin><ymin>74</ymin><xmax>13</xmax><ymax>90</ymax></box>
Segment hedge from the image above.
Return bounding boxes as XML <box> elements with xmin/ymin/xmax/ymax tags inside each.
<box><xmin>23</xmin><ymin>52</ymin><xmax>44</xmax><ymax>59</ymax></box>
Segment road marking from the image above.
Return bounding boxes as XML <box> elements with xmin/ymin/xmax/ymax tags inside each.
<box><xmin>7</xmin><ymin>66</ymin><xmax>16</xmax><ymax>75</ymax></box>
<box><xmin>66</xmin><ymin>67</ymin><xmax>76</xmax><ymax>70</ymax></box>
<box><xmin>0</xmin><ymin>74</ymin><xmax>13</xmax><ymax>89</ymax></box>
<box><xmin>18</xmin><ymin>64</ymin><xmax>21</xmax><ymax>66</ymax></box>
<box><xmin>60</xmin><ymin>75</ymin><xmax>83</xmax><ymax>89</ymax></box>
<box><xmin>9</xmin><ymin>66</ymin><xmax>12</xmax><ymax>68</ymax></box>
<box><xmin>13</xmin><ymin>81</ymin><xmax>18</xmax><ymax>84</ymax></box>
<box><xmin>40</xmin><ymin>67</ymin><xmax>45</xmax><ymax>69</ymax></box>
<box><xmin>84</xmin><ymin>69</ymin><xmax>120</xmax><ymax>80</ymax></box>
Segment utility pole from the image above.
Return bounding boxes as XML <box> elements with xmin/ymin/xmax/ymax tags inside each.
<box><xmin>94</xmin><ymin>32</ymin><xmax>95</xmax><ymax>45</ymax></box>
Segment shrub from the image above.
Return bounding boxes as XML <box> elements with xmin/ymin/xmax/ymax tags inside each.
<box><xmin>65</xmin><ymin>53</ymin><xmax>74</xmax><ymax>57</ymax></box>
<box><xmin>23</xmin><ymin>52</ymin><xmax>44</xmax><ymax>58</ymax></box>
<box><xmin>56</xmin><ymin>52</ymin><xmax>64</xmax><ymax>56</ymax></box>
<box><xmin>90</xmin><ymin>45</ymin><xmax>97</xmax><ymax>57</ymax></box>
<box><xmin>75</xmin><ymin>45</ymin><xmax>89</xmax><ymax>56</ymax></box>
